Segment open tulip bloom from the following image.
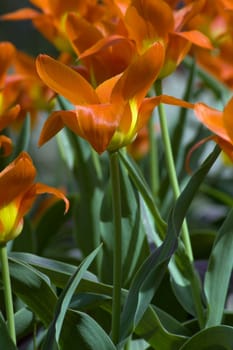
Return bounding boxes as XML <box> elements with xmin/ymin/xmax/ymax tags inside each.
<box><xmin>36</xmin><ymin>42</ymin><xmax>193</xmax><ymax>154</ymax></box>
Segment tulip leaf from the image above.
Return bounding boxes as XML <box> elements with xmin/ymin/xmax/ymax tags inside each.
<box><xmin>7</xmin><ymin>257</ymin><xmax>57</xmax><ymax>326</ymax></box>
<box><xmin>204</xmin><ymin>207</ymin><xmax>233</xmax><ymax>327</ymax></box>
<box><xmin>135</xmin><ymin>305</ymin><xmax>188</xmax><ymax>350</ymax></box>
<box><xmin>179</xmin><ymin>325</ymin><xmax>233</xmax><ymax>349</ymax></box>
<box><xmin>15</xmin><ymin>308</ymin><xmax>34</xmax><ymax>339</ymax></box>
<box><xmin>100</xmin><ymin>161</ymin><xmax>149</xmax><ymax>286</ymax></box>
<box><xmin>59</xmin><ymin>310</ymin><xmax>116</xmax><ymax>350</ymax></box>
<box><xmin>0</xmin><ymin>314</ymin><xmax>17</xmax><ymax>350</ymax></box>
<box><xmin>119</xmin><ymin>145</ymin><xmax>220</xmax><ymax>345</ymax></box>
<box><xmin>119</xmin><ymin>150</ymin><xmax>167</xmax><ymax>240</ymax></box>
<box><xmin>42</xmin><ymin>244</ymin><xmax>102</xmax><ymax>349</ymax></box>
<box><xmin>10</xmin><ymin>252</ymin><xmax>113</xmax><ymax>297</ymax></box>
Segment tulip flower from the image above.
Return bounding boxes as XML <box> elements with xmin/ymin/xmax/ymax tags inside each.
<box><xmin>191</xmin><ymin>96</ymin><xmax>233</xmax><ymax>160</ymax></box>
<box><xmin>0</xmin><ymin>152</ymin><xmax>69</xmax><ymax>244</ymax></box>
<box><xmin>36</xmin><ymin>42</ymin><xmax>167</xmax><ymax>154</ymax></box>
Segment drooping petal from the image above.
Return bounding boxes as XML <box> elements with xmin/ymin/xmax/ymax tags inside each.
<box><xmin>18</xmin><ymin>183</ymin><xmax>69</xmax><ymax>219</ymax></box>
<box><xmin>36</xmin><ymin>54</ymin><xmax>99</xmax><ymax>105</ymax></box>
<box><xmin>137</xmin><ymin>94</ymin><xmax>194</xmax><ymax>131</ymax></box>
<box><xmin>34</xmin><ymin>183</ymin><xmax>69</xmax><ymax>213</ymax></box>
<box><xmin>0</xmin><ymin>152</ymin><xmax>36</xmax><ymax>207</ymax></box>
<box><xmin>194</xmin><ymin>102</ymin><xmax>231</xmax><ymax>142</ymax></box>
<box><xmin>38</xmin><ymin>110</ymin><xmax>71</xmax><ymax>146</ymax></box>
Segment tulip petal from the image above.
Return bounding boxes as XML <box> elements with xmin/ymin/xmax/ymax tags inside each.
<box><xmin>0</xmin><ymin>135</ymin><xmax>13</xmax><ymax>157</ymax></box>
<box><xmin>0</xmin><ymin>152</ymin><xmax>36</xmax><ymax>207</ymax></box>
<box><xmin>38</xmin><ymin>110</ymin><xmax>71</xmax><ymax>146</ymax></box>
<box><xmin>175</xmin><ymin>30</ymin><xmax>213</xmax><ymax>49</ymax></box>
<box><xmin>112</xmin><ymin>42</ymin><xmax>165</xmax><ymax>105</ymax></box>
<box><xmin>61</xmin><ymin>105</ymin><xmax>119</xmax><ymax>154</ymax></box>
<box><xmin>33</xmin><ymin>183</ymin><xmax>69</xmax><ymax>213</ymax></box>
<box><xmin>194</xmin><ymin>103</ymin><xmax>230</xmax><ymax>142</ymax></box>
<box><xmin>36</xmin><ymin>54</ymin><xmax>99</xmax><ymax>105</ymax></box>
<box><xmin>66</xmin><ymin>13</ymin><xmax>102</xmax><ymax>55</ymax></box>
<box><xmin>223</xmin><ymin>96</ymin><xmax>233</xmax><ymax>142</ymax></box>
<box><xmin>0</xmin><ymin>8</ymin><xmax>40</xmax><ymax>20</ymax></box>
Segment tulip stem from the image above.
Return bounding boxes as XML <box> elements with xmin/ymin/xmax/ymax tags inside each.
<box><xmin>109</xmin><ymin>151</ymin><xmax>122</xmax><ymax>345</ymax></box>
<box><xmin>148</xmin><ymin>115</ymin><xmax>160</xmax><ymax>199</ymax></box>
<box><xmin>0</xmin><ymin>244</ymin><xmax>16</xmax><ymax>344</ymax></box>
<box><xmin>155</xmin><ymin>79</ymin><xmax>206</xmax><ymax>328</ymax></box>
<box><xmin>155</xmin><ymin>80</ymin><xmax>193</xmax><ymax>262</ymax></box>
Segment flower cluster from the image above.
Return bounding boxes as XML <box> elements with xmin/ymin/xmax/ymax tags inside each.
<box><xmin>1</xmin><ymin>0</ymin><xmax>233</xmax><ymax>349</ymax></box>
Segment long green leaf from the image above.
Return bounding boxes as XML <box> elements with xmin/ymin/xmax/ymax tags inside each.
<box><xmin>135</xmin><ymin>306</ymin><xmax>188</xmax><ymax>350</ymax></box>
<box><xmin>179</xmin><ymin>325</ymin><xmax>233</xmax><ymax>349</ymax></box>
<box><xmin>119</xmin><ymin>146</ymin><xmax>220</xmax><ymax>346</ymax></box>
<box><xmin>204</xmin><ymin>207</ymin><xmax>233</xmax><ymax>327</ymax></box>
<box><xmin>10</xmin><ymin>252</ymin><xmax>112</xmax><ymax>297</ymax></box>
<box><xmin>119</xmin><ymin>150</ymin><xmax>167</xmax><ymax>239</ymax></box>
<box><xmin>7</xmin><ymin>257</ymin><xmax>57</xmax><ymax>326</ymax></box>
<box><xmin>0</xmin><ymin>314</ymin><xmax>17</xmax><ymax>350</ymax></box>
<box><xmin>60</xmin><ymin>310</ymin><xmax>116</xmax><ymax>350</ymax></box>
<box><xmin>42</xmin><ymin>245</ymin><xmax>102</xmax><ymax>349</ymax></box>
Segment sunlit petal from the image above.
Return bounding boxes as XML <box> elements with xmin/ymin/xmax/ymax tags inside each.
<box><xmin>112</xmin><ymin>42</ymin><xmax>165</xmax><ymax>105</ymax></box>
<box><xmin>36</xmin><ymin>54</ymin><xmax>99</xmax><ymax>105</ymax></box>
<box><xmin>175</xmin><ymin>30</ymin><xmax>213</xmax><ymax>49</ymax></box>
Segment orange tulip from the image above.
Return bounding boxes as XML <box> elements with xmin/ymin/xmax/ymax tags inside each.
<box><xmin>36</xmin><ymin>42</ymin><xmax>166</xmax><ymax>154</ymax></box>
<box><xmin>0</xmin><ymin>152</ymin><xmax>69</xmax><ymax>244</ymax></box>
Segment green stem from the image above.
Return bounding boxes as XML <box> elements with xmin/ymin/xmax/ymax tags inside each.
<box><xmin>0</xmin><ymin>245</ymin><xmax>16</xmax><ymax>344</ymax></box>
<box><xmin>109</xmin><ymin>151</ymin><xmax>122</xmax><ymax>345</ymax></box>
<box><xmin>148</xmin><ymin>115</ymin><xmax>160</xmax><ymax>199</ymax></box>
<box><xmin>172</xmin><ymin>58</ymin><xmax>196</xmax><ymax>162</ymax></box>
<box><xmin>155</xmin><ymin>80</ymin><xmax>193</xmax><ymax>261</ymax></box>
<box><xmin>155</xmin><ymin>80</ymin><xmax>206</xmax><ymax>328</ymax></box>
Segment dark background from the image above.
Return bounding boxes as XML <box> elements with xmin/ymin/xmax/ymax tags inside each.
<box><xmin>0</xmin><ymin>0</ymin><xmax>57</xmax><ymax>55</ymax></box>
